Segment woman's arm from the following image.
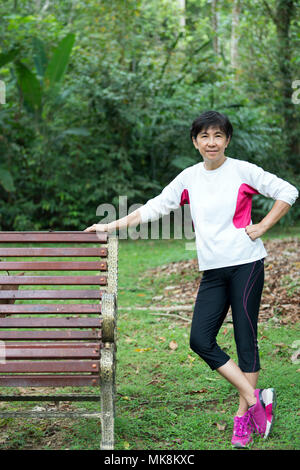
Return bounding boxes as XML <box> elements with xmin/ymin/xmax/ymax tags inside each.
<box><xmin>245</xmin><ymin>200</ymin><xmax>291</xmax><ymax>240</ymax></box>
<box><xmin>84</xmin><ymin>169</ymin><xmax>187</xmax><ymax>233</ymax></box>
<box><xmin>84</xmin><ymin>208</ymin><xmax>142</xmax><ymax>233</ymax></box>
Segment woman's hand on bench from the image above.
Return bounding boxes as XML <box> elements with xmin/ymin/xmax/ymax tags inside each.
<box><xmin>84</xmin><ymin>223</ymin><xmax>109</xmax><ymax>233</ymax></box>
<box><xmin>84</xmin><ymin>209</ymin><xmax>142</xmax><ymax>233</ymax></box>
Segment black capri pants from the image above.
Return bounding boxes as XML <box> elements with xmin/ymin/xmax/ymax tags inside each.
<box><xmin>190</xmin><ymin>259</ymin><xmax>264</xmax><ymax>373</ymax></box>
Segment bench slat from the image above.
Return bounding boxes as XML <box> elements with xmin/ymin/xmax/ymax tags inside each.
<box><xmin>0</xmin><ymin>261</ymin><xmax>107</xmax><ymax>271</ymax></box>
<box><xmin>0</xmin><ymin>304</ymin><xmax>101</xmax><ymax>314</ymax></box>
<box><xmin>0</xmin><ymin>330</ymin><xmax>100</xmax><ymax>340</ymax></box>
<box><xmin>0</xmin><ymin>232</ymin><xmax>107</xmax><ymax>243</ymax></box>
<box><xmin>0</xmin><ymin>375</ymin><xmax>100</xmax><ymax>387</ymax></box>
<box><xmin>0</xmin><ymin>317</ymin><xmax>102</xmax><ymax>328</ymax></box>
<box><xmin>3</xmin><ymin>342</ymin><xmax>100</xmax><ymax>348</ymax></box>
<box><xmin>3</xmin><ymin>347</ymin><xmax>100</xmax><ymax>359</ymax></box>
<box><xmin>0</xmin><ymin>247</ymin><xmax>107</xmax><ymax>257</ymax></box>
<box><xmin>0</xmin><ymin>360</ymin><xmax>100</xmax><ymax>373</ymax></box>
<box><xmin>0</xmin><ymin>290</ymin><xmax>102</xmax><ymax>300</ymax></box>
<box><xmin>0</xmin><ymin>275</ymin><xmax>107</xmax><ymax>285</ymax></box>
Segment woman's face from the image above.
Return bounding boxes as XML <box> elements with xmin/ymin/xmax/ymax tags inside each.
<box><xmin>192</xmin><ymin>126</ymin><xmax>230</xmax><ymax>166</ymax></box>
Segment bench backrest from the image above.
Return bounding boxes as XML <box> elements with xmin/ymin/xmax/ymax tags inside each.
<box><xmin>0</xmin><ymin>231</ymin><xmax>118</xmax><ymax>388</ymax></box>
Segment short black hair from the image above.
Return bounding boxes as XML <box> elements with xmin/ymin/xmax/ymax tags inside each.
<box><xmin>190</xmin><ymin>110</ymin><xmax>233</xmax><ymax>141</ymax></box>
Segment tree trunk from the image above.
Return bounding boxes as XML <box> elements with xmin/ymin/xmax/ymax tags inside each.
<box><xmin>275</xmin><ymin>0</ymin><xmax>298</xmax><ymax>165</ymax></box>
<box><xmin>178</xmin><ymin>0</ymin><xmax>186</xmax><ymax>30</ymax></box>
<box><xmin>231</xmin><ymin>0</ymin><xmax>240</xmax><ymax>68</ymax></box>
<box><xmin>211</xmin><ymin>0</ymin><xmax>219</xmax><ymax>54</ymax></box>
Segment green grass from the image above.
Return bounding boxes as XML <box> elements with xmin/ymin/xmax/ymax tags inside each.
<box><xmin>0</xmin><ymin>227</ymin><xmax>299</xmax><ymax>450</ymax></box>
<box><xmin>115</xmin><ymin>236</ymin><xmax>300</xmax><ymax>451</ymax></box>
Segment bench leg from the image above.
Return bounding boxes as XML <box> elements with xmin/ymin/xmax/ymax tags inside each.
<box><xmin>100</xmin><ymin>346</ymin><xmax>115</xmax><ymax>450</ymax></box>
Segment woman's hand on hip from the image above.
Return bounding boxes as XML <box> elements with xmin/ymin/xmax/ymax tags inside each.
<box><xmin>245</xmin><ymin>223</ymin><xmax>267</xmax><ymax>241</ymax></box>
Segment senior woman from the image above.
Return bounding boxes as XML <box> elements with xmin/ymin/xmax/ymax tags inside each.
<box><xmin>84</xmin><ymin>110</ymin><xmax>299</xmax><ymax>448</ymax></box>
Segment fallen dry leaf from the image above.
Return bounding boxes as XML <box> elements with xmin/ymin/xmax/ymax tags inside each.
<box><xmin>173</xmin><ymin>438</ymin><xmax>183</xmax><ymax>444</ymax></box>
<box><xmin>215</xmin><ymin>421</ymin><xmax>227</xmax><ymax>431</ymax></box>
<box><xmin>291</xmin><ymin>350</ymin><xmax>300</xmax><ymax>364</ymax></box>
<box><xmin>169</xmin><ymin>340</ymin><xmax>178</xmax><ymax>351</ymax></box>
<box><xmin>0</xmin><ymin>434</ymin><xmax>9</xmax><ymax>444</ymax></box>
<box><xmin>146</xmin><ymin>379</ymin><xmax>162</xmax><ymax>386</ymax></box>
<box><xmin>187</xmin><ymin>388</ymin><xmax>208</xmax><ymax>395</ymax></box>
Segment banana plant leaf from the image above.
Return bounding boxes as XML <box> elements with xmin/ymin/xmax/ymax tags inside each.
<box><xmin>44</xmin><ymin>33</ymin><xmax>75</xmax><ymax>89</ymax></box>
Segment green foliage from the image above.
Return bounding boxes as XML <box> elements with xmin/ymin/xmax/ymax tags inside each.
<box><xmin>15</xmin><ymin>61</ymin><xmax>42</xmax><ymax>113</ymax></box>
<box><xmin>0</xmin><ymin>0</ymin><xmax>298</xmax><ymax>230</ymax></box>
<box><xmin>43</xmin><ymin>33</ymin><xmax>75</xmax><ymax>90</ymax></box>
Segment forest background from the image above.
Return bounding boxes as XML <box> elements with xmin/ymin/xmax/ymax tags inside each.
<box><xmin>0</xmin><ymin>0</ymin><xmax>299</xmax><ymax>232</ymax></box>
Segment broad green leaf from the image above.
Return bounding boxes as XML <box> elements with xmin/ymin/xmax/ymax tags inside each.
<box><xmin>61</xmin><ymin>128</ymin><xmax>90</xmax><ymax>137</ymax></box>
<box><xmin>15</xmin><ymin>61</ymin><xmax>42</xmax><ymax>113</ymax></box>
<box><xmin>0</xmin><ymin>48</ymin><xmax>20</xmax><ymax>68</ymax></box>
<box><xmin>32</xmin><ymin>37</ymin><xmax>48</xmax><ymax>78</ymax></box>
<box><xmin>44</xmin><ymin>33</ymin><xmax>75</xmax><ymax>89</ymax></box>
<box><xmin>0</xmin><ymin>168</ymin><xmax>15</xmax><ymax>192</ymax></box>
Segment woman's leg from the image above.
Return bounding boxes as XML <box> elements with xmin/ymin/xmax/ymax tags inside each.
<box><xmin>237</xmin><ymin>371</ymin><xmax>259</xmax><ymax>416</ymax></box>
<box><xmin>228</xmin><ymin>259</ymin><xmax>265</xmax><ymax>414</ymax></box>
<box><xmin>190</xmin><ymin>269</ymin><xmax>231</xmax><ymax>371</ymax></box>
<box><xmin>216</xmin><ymin>359</ymin><xmax>256</xmax><ymax>407</ymax></box>
<box><xmin>190</xmin><ymin>263</ymin><xmax>263</xmax><ymax>408</ymax></box>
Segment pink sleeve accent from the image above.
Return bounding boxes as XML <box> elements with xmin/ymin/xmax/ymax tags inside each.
<box><xmin>233</xmin><ymin>184</ymin><xmax>259</xmax><ymax>228</ymax></box>
<box><xmin>180</xmin><ymin>189</ymin><xmax>194</xmax><ymax>231</ymax></box>
<box><xmin>180</xmin><ymin>189</ymin><xmax>190</xmax><ymax>206</ymax></box>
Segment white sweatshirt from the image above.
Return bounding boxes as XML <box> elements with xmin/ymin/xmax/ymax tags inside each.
<box><xmin>138</xmin><ymin>157</ymin><xmax>299</xmax><ymax>271</ymax></box>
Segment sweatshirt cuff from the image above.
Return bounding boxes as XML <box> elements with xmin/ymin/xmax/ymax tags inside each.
<box><xmin>138</xmin><ymin>205</ymin><xmax>150</xmax><ymax>224</ymax></box>
<box><xmin>276</xmin><ymin>191</ymin><xmax>299</xmax><ymax>206</ymax></box>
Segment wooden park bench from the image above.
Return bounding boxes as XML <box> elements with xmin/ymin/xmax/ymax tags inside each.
<box><xmin>0</xmin><ymin>231</ymin><xmax>118</xmax><ymax>450</ymax></box>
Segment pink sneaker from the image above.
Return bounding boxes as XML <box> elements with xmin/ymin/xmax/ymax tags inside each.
<box><xmin>231</xmin><ymin>411</ymin><xmax>253</xmax><ymax>448</ymax></box>
<box><xmin>261</xmin><ymin>388</ymin><xmax>277</xmax><ymax>438</ymax></box>
<box><xmin>249</xmin><ymin>388</ymin><xmax>276</xmax><ymax>438</ymax></box>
